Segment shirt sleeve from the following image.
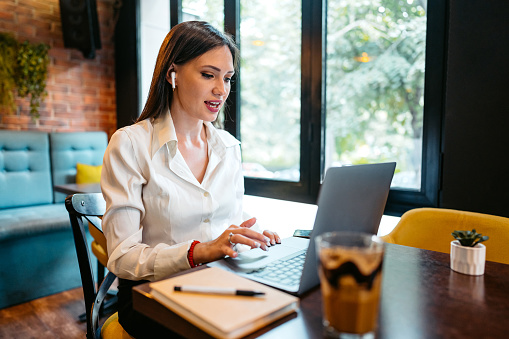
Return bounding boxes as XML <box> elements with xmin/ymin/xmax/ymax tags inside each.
<box><xmin>101</xmin><ymin>129</ymin><xmax>192</xmax><ymax>281</ymax></box>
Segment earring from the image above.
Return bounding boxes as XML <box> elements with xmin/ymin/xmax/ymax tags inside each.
<box><xmin>171</xmin><ymin>72</ymin><xmax>176</xmax><ymax>91</ymax></box>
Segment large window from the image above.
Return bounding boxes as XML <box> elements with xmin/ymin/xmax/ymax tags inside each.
<box><xmin>133</xmin><ymin>0</ymin><xmax>446</xmax><ymax>214</ymax></box>
<box><xmin>181</xmin><ymin>0</ymin><xmax>224</xmax><ymax>28</ymax></box>
<box><xmin>240</xmin><ymin>1</ymin><xmax>302</xmax><ymax>182</ymax></box>
<box><xmin>326</xmin><ymin>0</ymin><xmax>427</xmax><ymax>190</ymax></box>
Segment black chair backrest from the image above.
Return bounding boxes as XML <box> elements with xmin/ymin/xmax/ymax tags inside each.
<box><xmin>65</xmin><ymin>193</ymin><xmax>114</xmax><ymax>339</ymax></box>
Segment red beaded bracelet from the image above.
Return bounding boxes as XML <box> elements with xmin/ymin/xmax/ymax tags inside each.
<box><xmin>187</xmin><ymin>240</ymin><xmax>201</xmax><ymax>268</ymax></box>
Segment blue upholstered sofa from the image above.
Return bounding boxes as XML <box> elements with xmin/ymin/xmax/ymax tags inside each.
<box><xmin>0</xmin><ymin>130</ymin><xmax>107</xmax><ymax>309</ymax></box>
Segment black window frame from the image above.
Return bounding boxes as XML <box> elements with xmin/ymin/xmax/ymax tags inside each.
<box><xmin>224</xmin><ymin>0</ymin><xmax>447</xmax><ymax>215</ymax></box>
<box><xmin>118</xmin><ymin>0</ymin><xmax>448</xmax><ymax>216</ymax></box>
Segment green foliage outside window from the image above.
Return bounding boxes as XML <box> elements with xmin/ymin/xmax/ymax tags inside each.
<box><xmin>239</xmin><ymin>0</ymin><xmax>301</xmax><ymax>173</ymax></box>
<box><xmin>326</xmin><ymin>0</ymin><xmax>427</xmax><ymax>188</ymax></box>
<box><xmin>0</xmin><ymin>32</ymin><xmax>49</xmax><ymax>120</ymax></box>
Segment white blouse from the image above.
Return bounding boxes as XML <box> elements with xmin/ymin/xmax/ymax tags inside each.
<box><xmin>101</xmin><ymin>112</ymin><xmax>245</xmax><ymax>281</ymax></box>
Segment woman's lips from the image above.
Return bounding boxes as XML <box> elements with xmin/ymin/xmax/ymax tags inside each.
<box><xmin>205</xmin><ymin>100</ymin><xmax>222</xmax><ymax>113</ymax></box>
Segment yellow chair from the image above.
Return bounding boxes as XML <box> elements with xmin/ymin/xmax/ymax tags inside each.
<box><xmin>86</xmin><ymin>208</ymin><xmax>118</xmax><ymax>329</ymax></box>
<box><xmin>65</xmin><ymin>193</ymin><xmax>132</xmax><ymax>339</ymax></box>
<box><xmin>75</xmin><ymin>163</ymin><xmax>108</xmax><ymax>284</ymax></box>
<box><xmin>381</xmin><ymin>208</ymin><xmax>509</xmax><ymax>264</ymax></box>
<box><xmin>89</xmin><ymin>217</ymin><xmax>109</xmax><ymax>284</ymax></box>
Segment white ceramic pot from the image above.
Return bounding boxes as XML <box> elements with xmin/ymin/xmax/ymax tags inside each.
<box><xmin>450</xmin><ymin>240</ymin><xmax>486</xmax><ymax>275</ymax></box>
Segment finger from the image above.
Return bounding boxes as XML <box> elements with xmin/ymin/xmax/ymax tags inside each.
<box><xmin>224</xmin><ymin>245</ymin><xmax>238</xmax><ymax>258</ymax></box>
<box><xmin>235</xmin><ymin>227</ymin><xmax>270</xmax><ymax>245</ymax></box>
<box><xmin>239</xmin><ymin>217</ymin><xmax>257</xmax><ymax>228</ymax></box>
<box><xmin>227</xmin><ymin>231</ymin><xmax>263</xmax><ymax>250</ymax></box>
<box><xmin>230</xmin><ymin>227</ymin><xmax>271</xmax><ymax>250</ymax></box>
<box><xmin>229</xmin><ymin>232</ymin><xmax>263</xmax><ymax>250</ymax></box>
<box><xmin>233</xmin><ymin>233</ymin><xmax>269</xmax><ymax>251</ymax></box>
<box><xmin>273</xmin><ymin>231</ymin><xmax>281</xmax><ymax>244</ymax></box>
<box><xmin>227</xmin><ymin>231</ymin><xmax>236</xmax><ymax>248</ymax></box>
<box><xmin>263</xmin><ymin>230</ymin><xmax>279</xmax><ymax>245</ymax></box>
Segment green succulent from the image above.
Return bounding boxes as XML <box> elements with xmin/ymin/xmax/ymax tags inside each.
<box><xmin>452</xmin><ymin>229</ymin><xmax>489</xmax><ymax>247</ymax></box>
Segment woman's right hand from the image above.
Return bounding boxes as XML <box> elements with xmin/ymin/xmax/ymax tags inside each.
<box><xmin>192</xmin><ymin>217</ymin><xmax>271</xmax><ymax>264</ymax></box>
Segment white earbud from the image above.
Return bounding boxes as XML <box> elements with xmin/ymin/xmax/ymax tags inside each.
<box><xmin>171</xmin><ymin>71</ymin><xmax>176</xmax><ymax>90</ymax></box>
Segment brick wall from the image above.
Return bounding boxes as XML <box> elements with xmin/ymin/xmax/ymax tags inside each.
<box><xmin>0</xmin><ymin>0</ymin><xmax>117</xmax><ymax>136</ymax></box>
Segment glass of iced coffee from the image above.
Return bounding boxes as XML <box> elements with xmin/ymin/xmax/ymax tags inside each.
<box><xmin>315</xmin><ymin>231</ymin><xmax>385</xmax><ymax>338</ymax></box>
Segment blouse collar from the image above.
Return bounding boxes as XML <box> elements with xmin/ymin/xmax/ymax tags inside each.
<box><xmin>150</xmin><ymin>111</ymin><xmax>239</xmax><ymax>159</ymax></box>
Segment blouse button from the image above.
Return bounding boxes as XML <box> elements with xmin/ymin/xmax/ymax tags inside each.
<box><xmin>203</xmin><ymin>218</ymin><xmax>210</xmax><ymax>223</ymax></box>
<box><xmin>203</xmin><ymin>192</ymin><xmax>210</xmax><ymax>197</ymax></box>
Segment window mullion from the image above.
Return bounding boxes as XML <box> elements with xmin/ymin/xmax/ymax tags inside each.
<box><xmin>302</xmin><ymin>0</ymin><xmax>325</xmax><ymax>201</ymax></box>
<box><xmin>170</xmin><ymin>0</ymin><xmax>181</xmax><ymax>27</ymax></box>
<box><xmin>224</xmin><ymin>0</ymin><xmax>240</xmax><ymax>138</ymax></box>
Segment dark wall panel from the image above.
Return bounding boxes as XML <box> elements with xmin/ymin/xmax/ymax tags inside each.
<box><xmin>441</xmin><ymin>0</ymin><xmax>509</xmax><ymax>217</ymax></box>
<box><xmin>115</xmin><ymin>0</ymin><xmax>140</xmax><ymax>128</ymax></box>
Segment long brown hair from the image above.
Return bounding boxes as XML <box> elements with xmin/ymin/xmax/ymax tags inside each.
<box><xmin>136</xmin><ymin>21</ymin><xmax>239</xmax><ymax>123</ymax></box>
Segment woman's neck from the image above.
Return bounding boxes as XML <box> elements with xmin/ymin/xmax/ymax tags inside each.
<box><xmin>170</xmin><ymin>109</ymin><xmax>205</xmax><ymax>143</ymax></box>
<box><xmin>170</xmin><ymin>109</ymin><xmax>209</xmax><ymax>183</ymax></box>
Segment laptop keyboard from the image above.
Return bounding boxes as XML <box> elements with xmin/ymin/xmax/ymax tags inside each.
<box><xmin>246</xmin><ymin>251</ymin><xmax>306</xmax><ymax>286</ymax></box>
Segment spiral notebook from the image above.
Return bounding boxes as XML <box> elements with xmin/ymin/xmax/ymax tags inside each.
<box><xmin>149</xmin><ymin>266</ymin><xmax>299</xmax><ymax>339</ymax></box>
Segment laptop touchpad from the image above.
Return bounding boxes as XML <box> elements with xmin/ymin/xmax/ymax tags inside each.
<box><xmin>224</xmin><ymin>237</ymin><xmax>309</xmax><ymax>271</ymax></box>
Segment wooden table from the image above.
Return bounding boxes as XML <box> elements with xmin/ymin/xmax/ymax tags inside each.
<box><xmin>133</xmin><ymin>244</ymin><xmax>509</xmax><ymax>338</ymax></box>
<box><xmin>53</xmin><ymin>183</ymin><xmax>101</xmax><ymax>195</ymax></box>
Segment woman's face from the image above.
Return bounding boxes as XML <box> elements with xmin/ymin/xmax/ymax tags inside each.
<box><xmin>171</xmin><ymin>45</ymin><xmax>234</xmax><ymax>123</ymax></box>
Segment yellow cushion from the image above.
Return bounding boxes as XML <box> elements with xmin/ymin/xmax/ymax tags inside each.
<box><xmin>76</xmin><ymin>163</ymin><xmax>102</xmax><ymax>184</ymax></box>
<box><xmin>381</xmin><ymin>208</ymin><xmax>509</xmax><ymax>264</ymax></box>
<box><xmin>101</xmin><ymin>312</ymin><xmax>133</xmax><ymax>338</ymax></box>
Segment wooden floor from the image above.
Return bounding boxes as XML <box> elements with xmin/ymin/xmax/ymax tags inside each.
<box><xmin>0</xmin><ymin>287</ymin><xmax>114</xmax><ymax>338</ymax></box>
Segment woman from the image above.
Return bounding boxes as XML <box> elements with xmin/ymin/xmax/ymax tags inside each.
<box><xmin>101</xmin><ymin>21</ymin><xmax>280</xmax><ymax>337</ymax></box>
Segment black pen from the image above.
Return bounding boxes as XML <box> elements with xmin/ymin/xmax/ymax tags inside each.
<box><xmin>174</xmin><ymin>285</ymin><xmax>265</xmax><ymax>296</ymax></box>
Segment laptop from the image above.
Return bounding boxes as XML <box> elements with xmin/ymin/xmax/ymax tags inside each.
<box><xmin>208</xmin><ymin>162</ymin><xmax>396</xmax><ymax>295</ymax></box>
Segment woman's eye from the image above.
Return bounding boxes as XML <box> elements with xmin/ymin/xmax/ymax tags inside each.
<box><xmin>201</xmin><ymin>73</ymin><xmax>213</xmax><ymax>79</ymax></box>
<box><xmin>224</xmin><ymin>77</ymin><xmax>232</xmax><ymax>83</ymax></box>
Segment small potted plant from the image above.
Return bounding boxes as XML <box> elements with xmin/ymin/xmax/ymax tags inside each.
<box><xmin>450</xmin><ymin>229</ymin><xmax>489</xmax><ymax>275</ymax></box>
